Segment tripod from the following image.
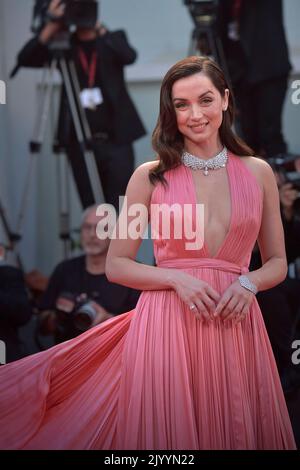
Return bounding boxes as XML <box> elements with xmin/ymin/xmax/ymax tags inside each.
<box><xmin>186</xmin><ymin>1</ymin><xmax>230</xmax><ymax>85</ymax></box>
<box><xmin>16</xmin><ymin>34</ymin><xmax>104</xmax><ymax>259</ymax></box>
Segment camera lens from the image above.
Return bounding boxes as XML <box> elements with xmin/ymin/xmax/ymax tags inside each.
<box><xmin>74</xmin><ymin>301</ymin><xmax>97</xmax><ymax>331</ymax></box>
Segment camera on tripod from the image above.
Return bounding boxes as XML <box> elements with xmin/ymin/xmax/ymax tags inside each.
<box><xmin>184</xmin><ymin>0</ymin><xmax>219</xmax><ymax>32</ymax></box>
<box><xmin>55</xmin><ymin>291</ymin><xmax>98</xmax><ymax>332</ymax></box>
<box><xmin>183</xmin><ymin>0</ymin><xmax>229</xmax><ymax>80</ymax></box>
<box><xmin>31</xmin><ymin>0</ymin><xmax>98</xmax><ymax>34</ymax></box>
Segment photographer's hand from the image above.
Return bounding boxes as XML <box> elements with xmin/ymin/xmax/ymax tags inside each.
<box><xmin>95</xmin><ymin>21</ymin><xmax>107</xmax><ymax>37</ymax></box>
<box><xmin>48</xmin><ymin>0</ymin><xmax>65</xmax><ymax>20</ymax></box>
<box><xmin>38</xmin><ymin>310</ymin><xmax>58</xmax><ymax>335</ymax></box>
<box><xmin>279</xmin><ymin>183</ymin><xmax>298</xmax><ymax>221</ymax></box>
<box><xmin>90</xmin><ymin>301</ymin><xmax>113</xmax><ymax>326</ymax></box>
<box><xmin>295</xmin><ymin>158</ymin><xmax>300</xmax><ymax>172</ymax></box>
<box><xmin>39</xmin><ymin>0</ymin><xmax>66</xmax><ymax>44</ymax></box>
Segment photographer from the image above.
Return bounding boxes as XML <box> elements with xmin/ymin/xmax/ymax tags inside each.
<box><xmin>15</xmin><ymin>0</ymin><xmax>146</xmax><ymax>210</ymax></box>
<box><xmin>38</xmin><ymin>205</ymin><xmax>140</xmax><ymax>344</ymax></box>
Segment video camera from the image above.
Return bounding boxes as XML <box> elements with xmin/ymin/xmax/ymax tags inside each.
<box><xmin>31</xmin><ymin>0</ymin><xmax>98</xmax><ymax>34</ymax></box>
<box><xmin>184</xmin><ymin>0</ymin><xmax>219</xmax><ymax>30</ymax></box>
<box><xmin>269</xmin><ymin>155</ymin><xmax>300</xmax><ymax>219</ymax></box>
<box><xmin>285</xmin><ymin>172</ymin><xmax>300</xmax><ymax>193</ymax></box>
<box><xmin>55</xmin><ymin>291</ymin><xmax>98</xmax><ymax>331</ymax></box>
<box><xmin>269</xmin><ymin>155</ymin><xmax>300</xmax><ymax>195</ymax></box>
<box><xmin>183</xmin><ymin>0</ymin><xmax>226</xmax><ymax>66</ymax></box>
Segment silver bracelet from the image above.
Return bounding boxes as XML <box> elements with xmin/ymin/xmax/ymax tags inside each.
<box><xmin>238</xmin><ymin>275</ymin><xmax>258</xmax><ymax>295</ymax></box>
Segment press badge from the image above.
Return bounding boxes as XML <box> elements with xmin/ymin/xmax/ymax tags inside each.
<box><xmin>80</xmin><ymin>87</ymin><xmax>103</xmax><ymax>110</ymax></box>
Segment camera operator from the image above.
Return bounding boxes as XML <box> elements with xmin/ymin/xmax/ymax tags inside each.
<box><xmin>38</xmin><ymin>205</ymin><xmax>140</xmax><ymax>344</ymax></box>
<box><xmin>0</xmin><ymin>247</ymin><xmax>33</xmax><ymax>363</ymax></box>
<box><xmin>217</xmin><ymin>0</ymin><xmax>295</xmax><ymax>162</ymax></box>
<box><xmin>15</xmin><ymin>0</ymin><xmax>146</xmax><ymax>210</ymax></box>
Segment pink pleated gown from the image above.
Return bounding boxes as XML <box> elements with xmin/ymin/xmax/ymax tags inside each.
<box><xmin>0</xmin><ymin>153</ymin><xmax>296</xmax><ymax>449</ymax></box>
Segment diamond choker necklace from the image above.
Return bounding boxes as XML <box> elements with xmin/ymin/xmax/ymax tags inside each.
<box><xmin>181</xmin><ymin>147</ymin><xmax>228</xmax><ymax>176</ymax></box>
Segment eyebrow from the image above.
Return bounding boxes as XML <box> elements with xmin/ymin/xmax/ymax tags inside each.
<box><xmin>172</xmin><ymin>90</ymin><xmax>213</xmax><ymax>102</ymax></box>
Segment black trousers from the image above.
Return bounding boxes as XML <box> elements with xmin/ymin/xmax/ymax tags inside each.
<box><xmin>234</xmin><ymin>75</ymin><xmax>288</xmax><ymax>157</ymax></box>
<box><xmin>67</xmin><ymin>139</ymin><xmax>135</xmax><ymax>210</ymax></box>
<box><xmin>257</xmin><ymin>278</ymin><xmax>300</xmax><ymax>373</ymax></box>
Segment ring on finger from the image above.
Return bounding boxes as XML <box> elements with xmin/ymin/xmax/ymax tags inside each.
<box><xmin>235</xmin><ymin>311</ymin><xmax>246</xmax><ymax>322</ymax></box>
<box><xmin>189</xmin><ymin>303</ymin><xmax>196</xmax><ymax>311</ymax></box>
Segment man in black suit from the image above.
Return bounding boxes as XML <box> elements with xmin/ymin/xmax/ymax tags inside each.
<box><xmin>15</xmin><ymin>0</ymin><xmax>146</xmax><ymax>209</ymax></box>
<box><xmin>218</xmin><ymin>0</ymin><xmax>292</xmax><ymax>160</ymax></box>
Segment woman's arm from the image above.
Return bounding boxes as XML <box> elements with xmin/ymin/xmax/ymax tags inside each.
<box><xmin>105</xmin><ymin>161</ymin><xmax>174</xmax><ymax>291</ymax></box>
<box><xmin>214</xmin><ymin>158</ymin><xmax>288</xmax><ymax>322</ymax></box>
<box><xmin>247</xmin><ymin>158</ymin><xmax>288</xmax><ymax>291</ymax></box>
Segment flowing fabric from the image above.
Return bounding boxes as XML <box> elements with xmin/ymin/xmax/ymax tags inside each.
<box><xmin>0</xmin><ymin>154</ymin><xmax>296</xmax><ymax>449</ymax></box>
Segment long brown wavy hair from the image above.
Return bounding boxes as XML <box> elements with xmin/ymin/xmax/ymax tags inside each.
<box><xmin>150</xmin><ymin>56</ymin><xmax>255</xmax><ymax>184</ymax></box>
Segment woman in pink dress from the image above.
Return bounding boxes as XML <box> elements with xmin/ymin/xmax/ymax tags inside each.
<box><xmin>0</xmin><ymin>56</ymin><xmax>296</xmax><ymax>450</ymax></box>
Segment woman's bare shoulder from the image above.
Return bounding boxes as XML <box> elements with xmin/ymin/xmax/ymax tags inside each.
<box><xmin>126</xmin><ymin>160</ymin><xmax>159</xmax><ymax>202</ymax></box>
<box><xmin>134</xmin><ymin>160</ymin><xmax>160</xmax><ymax>175</ymax></box>
<box><xmin>239</xmin><ymin>156</ymin><xmax>275</xmax><ymax>191</ymax></box>
<box><xmin>130</xmin><ymin>160</ymin><xmax>159</xmax><ymax>185</ymax></box>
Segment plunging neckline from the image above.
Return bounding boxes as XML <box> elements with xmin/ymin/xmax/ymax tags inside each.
<box><xmin>184</xmin><ymin>153</ymin><xmax>234</xmax><ymax>259</ymax></box>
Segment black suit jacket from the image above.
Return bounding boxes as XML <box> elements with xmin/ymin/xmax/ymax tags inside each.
<box><xmin>218</xmin><ymin>0</ymin><xmax>291</xmax><ymax>85</ymax></box>
<box><xmin>0</xmin><ymin>266</ymin><xmax>33</xmax><ymax>362</ymax></box>
<box><xmin>16</xmin><ymin>30</ymin><xmax>146</xmax><ymax>145</ymax></box>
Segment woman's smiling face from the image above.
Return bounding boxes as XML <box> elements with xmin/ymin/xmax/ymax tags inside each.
<box><xmin>172</xmin><ymin>72</ymin><xmax>229</xmax><ymax>149</ymax></box>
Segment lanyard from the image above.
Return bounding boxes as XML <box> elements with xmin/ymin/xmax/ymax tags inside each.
<box><xmin>78</xmin><ymin>47</ymin><xmax>97</xmax><ymax>89</ymax></box>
